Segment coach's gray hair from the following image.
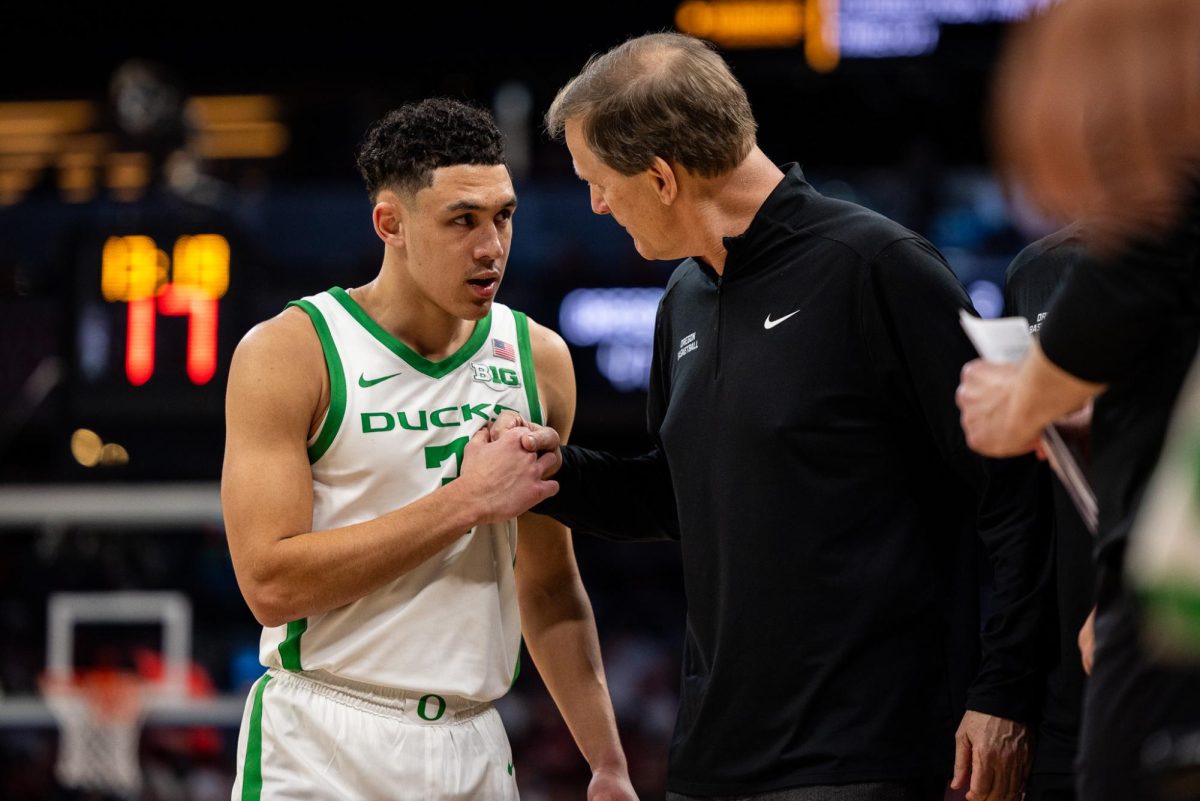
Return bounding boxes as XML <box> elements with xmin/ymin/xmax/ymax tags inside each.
<box><xmin>545</xmin><ymin>32</ymin><xmax>757</xmax><ymax>177</ymax></box>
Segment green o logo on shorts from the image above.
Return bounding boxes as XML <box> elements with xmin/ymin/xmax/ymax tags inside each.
<box><xmin>417</xmin><ymin>693</ymin><xmax>446</xmax><ymax>721</ymax></box>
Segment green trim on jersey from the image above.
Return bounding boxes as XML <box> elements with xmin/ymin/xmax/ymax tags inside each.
<box><xmin>512</xmin><ymin>311</ymin><xmax>542</xmax><ymax>425</ymax></box>
<box><xmin>277</xmin><ymin>619</ymin><xmax>307</xmax><ymax>671</ymax></box>
<box><xmin>240</xmin><ymin>674</ymin><xmax>272</xmax><ymax>801</ymax></box>
<box><xmin>287</xmin><ymin>299</ymin><xmax>346</xmax><ymax>464</ymax></box>
<box><xmin>329</xmin><ymin>286</ymin><xmax>493</xmax><ymax>379</ymax></box>
<box><xmin>511</xmin><ymin>312</ymin><xmax>536</xmax><ymax>695</ymax></box>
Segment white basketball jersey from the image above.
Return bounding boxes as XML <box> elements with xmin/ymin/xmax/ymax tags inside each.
<box><xmin>257</xmin><ymin>287</ymin><xmax>541</xmax><ymax>702</ymax></box>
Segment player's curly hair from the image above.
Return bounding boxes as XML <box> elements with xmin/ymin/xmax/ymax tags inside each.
<box><xmin>356</xmin><ymin>98</ymin><xmax>506</xmax><ymax>200</ymax></box>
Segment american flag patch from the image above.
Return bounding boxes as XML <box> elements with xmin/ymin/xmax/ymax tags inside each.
<box><xmin>492</xmin><ymin>338</ymin><xmax>516</xmax><ymax>361</ymax></box>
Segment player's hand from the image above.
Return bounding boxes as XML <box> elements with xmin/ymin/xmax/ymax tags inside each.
<box><xmin>457</xmin><ymin>427</ymin><xmax>559</xmax><ymax>523</ymax></box>
<box><xmin>489</xmin><ymin>409</ymin><xmax>563</xmax><ymax>478</ymax></box>
<box><xmin>1078</xmin><ymin>606</ymin><xmax>1097</xmax><ymax>675</ymax></box>
<box><xmin>956</xmin><ymin>359</ymin><xmax>1041</xmax><ymax>458</ymax></box>
<box><xmin>488</xmin><ymin>409</ymin><xmax>528</xmax><ymax>441</ymax></box>
<box><xmin>950</xmin><ymin>711</ymin><xmax>1031</xmax><ymax>801</ymax></box>
<box><xmin>587</xmin><ymin>767</ymin><xmax>638</xmax><ymax>801</ymax></box>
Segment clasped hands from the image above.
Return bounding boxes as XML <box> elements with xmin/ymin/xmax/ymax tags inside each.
<box><xmin>484</xmin><ymin>411</ymin><xmax>563</xmax><ymax>479</ymax></box>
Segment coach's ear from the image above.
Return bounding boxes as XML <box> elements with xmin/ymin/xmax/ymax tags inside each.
<box><xmin>372</xmin><ymin>190</ymin><xmax>406</xmax><ymax>249</ymax></box>
<box><xmin>647</xmin><ymin>156</ymin><xmax>679</xmax><ymax>206</ymax></box>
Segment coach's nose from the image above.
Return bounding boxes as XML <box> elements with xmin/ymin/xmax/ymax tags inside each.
<box><xmin>590</xmin><ymin>185</ymin><xmax>610</xmax><ymax>216</ymax></box>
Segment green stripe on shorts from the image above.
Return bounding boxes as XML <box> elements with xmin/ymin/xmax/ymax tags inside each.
<box><xmin>241</xmin><ymin>674</ymin><xmax>273</xmax><ymax>801</ymax></box>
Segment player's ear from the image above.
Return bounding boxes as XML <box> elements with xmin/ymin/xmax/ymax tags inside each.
<box><xmin>373</xmin><ymin>190</ymin><xmax>406</xmax><ymax>248</ymax></box>
<box><xmin>648</xmin><ymin>156</ymin><xmax>679</xmax><ymax>206</ymax></box>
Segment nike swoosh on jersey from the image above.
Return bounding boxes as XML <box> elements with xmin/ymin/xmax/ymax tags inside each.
<box><xmin>763</xmin><ymin>309</ymin><xmax>802</xmax><ymax>329</ymax></box>
<box><xmin>358</xmin><ymin>372</ymin><xmax>401</xmax><ymax>388</ymax></box>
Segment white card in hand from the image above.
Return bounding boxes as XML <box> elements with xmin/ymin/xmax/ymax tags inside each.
<box><xmin>958</xmin><ymin>310</ymin><xmax>1032</xmax><ymax>365</ymax></box>
<box><xmin>957</xmin><ymin>310</ymin><xmax>1098</xmax><ymax>534</ymax></box>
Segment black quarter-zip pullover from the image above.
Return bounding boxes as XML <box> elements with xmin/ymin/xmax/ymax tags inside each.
<box><xmin>539</xmin><ymin>165</ymin><xmax>1049</xmax><ymax>795</ymax></box>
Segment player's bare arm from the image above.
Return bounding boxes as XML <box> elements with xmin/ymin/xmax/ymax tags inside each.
<box><xmin>514</xmin><ymin>318</ymin><xmax>636</xmax><ymax>801</ymax></box>
<box><xmin>222</xmin><ymin>307</ymin><xmax>558</xmax><ymax>627</ymax></box>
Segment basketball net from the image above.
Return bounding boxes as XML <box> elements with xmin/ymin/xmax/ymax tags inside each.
<box><xmin>41</xmin><ymin>669</ymin><xmax>147</xmax><ymax>800</ymax></box>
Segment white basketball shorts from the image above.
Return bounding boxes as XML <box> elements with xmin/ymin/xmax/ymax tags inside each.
<box><xmin>231</xmin><ymin>669</ymin><xmax>518</xmax><ymax>800</ymax></box>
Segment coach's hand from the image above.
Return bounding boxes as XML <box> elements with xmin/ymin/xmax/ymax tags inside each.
<box><xmin>587</xmin><ymin>766</ymin><xmax>638</xmax><ymax>801</ymax></box>
<box><xmin>956</xmin><ymin>360</ymin><xmax>1040</xmax><ymax>458</ymax></box>
<box><xmin>458</xmin><ymin>427</ymin><xmax>559</xmax><ymax>523</ymax></box>
<box><xmin>1079</xmin><ymin>607</ymin><xmax>1096</xmax><ymax>675</ymax></box>
<box><xmin>488</xmin><ymin>409</ymin><xmax>564</xmax><ymax>479</ymax></box>
<box><xmin>951</xmin><ymin>710</ymin><xmax>1031</xmax><ymax>801</ymax></box>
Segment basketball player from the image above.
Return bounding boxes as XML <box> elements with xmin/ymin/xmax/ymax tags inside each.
<box><xmin>221</xmin><ymin>99</ymin><xmax>635</xmax><ymax>800</ymax></box>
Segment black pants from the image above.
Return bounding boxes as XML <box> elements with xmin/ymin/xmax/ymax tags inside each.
<box><xmin>666</xmin><ymin>779</ymin><xmax>945</xmax><ymax>801</ymax></box>
<box><xmin>1077</xmin><ymin>569</ymin><xmax>1200</xmax><ymax>801</ymax></box>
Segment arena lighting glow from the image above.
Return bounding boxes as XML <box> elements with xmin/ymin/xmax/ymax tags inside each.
<box><xmin>806</xmin><ymin>0</ymin><xmax>840</xmax><ymax>72</ymax></box>
<box><xmin>837</xmin><ymin>0</ymin><xmax>1057</xmax><ymax>56</ymax></box>
<box><xmin>69</xmin><ymin>429</ymin><xmax>130</xmax><ymax>467</ymax></box>
<box><xmin>597</xmin><ymin>344</ymin><xmax>658</xmax><ymax>392</ymax></box>
<box><xmin>100</xmin><ymin>236</ymin><xmax>165</xmax><ymax>302</ymax></box>
<box><xmin>125</xmin><ymin>298</ymin><xmax>156</xmax><ymax>386</ymax></box>
<box><xmin>98</xmin><ymin>442</ymin><xmax>130</xmax><ymax>466</ymax></box>
<box><xmin>675</xmin><ymin>0</ymin><xmax>839</xmax><ymax>70</ymax></box>
<box><xmin>172</xmin><ymin>234</ymin><xmax>230</xmax><ymax>298</ymax></box>
<box><xmin>675</xmin><ymin>0</ymin><xmax>1055</xmax><ymax>61</ymax></box>
<box><xmin>70</xmin><ymin>429</ymin><xmax>103</xmax><ymax>467</ymax></box>
<box><xmin>196</xmin><ymin>122</ymin><xmax>290</xmax><ymax>160</ymax></box>
<box><xmin>967</xmin><ymin>279</ymin><xmax>1004</xmax><ymax>320</ymax></box>
<box><xmin>101</xmin><ymin>233</ymin><xmax>230</xmax><ymax>386</ymax></box>
<box><xmin>186</xmin><ymin>95</ymin><xmax>290</xmax><ymax>160</ymax></box>
<box><xmin>559</xmin><ymin>288</ymin><xmax>664</xmax><ymax>392</ymax></box>
<box><xmin>840</xmin><ymin>16</ymin><xmax>940</xmax><ymax>56</ymax></box>
<box><xmin>675</xmin><ymin>1</ymin><xmax>807</xmax><ymax>49</ymax></box>
<box><xmin>105</xmin><ymin>153</ymin><xmax>151</xmax><ymax>201</ymax></box>
<box><xmin>158</xmin><ymin>285</ymin><xmax>220</xmax><ymax>385</ymax></box>
<box><xmin>0</xmin><ymin>95</ymin><xmax>283</xmax><ymax>205</ymax></box>
<box><xmin>847</xmin><ymin>0</ymin><xmax>1056</xmax><ymax>22</ymax></box>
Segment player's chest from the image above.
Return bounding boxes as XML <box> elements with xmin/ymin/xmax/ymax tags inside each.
<box><xmin>326</xmin><ymin>360</ymin><xmax>531</xmax><ymax>483</ymax></box>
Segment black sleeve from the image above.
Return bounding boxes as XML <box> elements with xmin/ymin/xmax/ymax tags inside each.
<box><xmin>1040</xmin><ymin>203</ymin><xmax>1200</xmax><ymax>383</ymax></box>
<box><xmin>1005</xmin><ymin>233</ymin><xmax>1083</xmax><ymax>322</ymax></box>
<box><xmin>533</xmin><ymin>444</ymin><xmax>678</xmax><ymax>541</ymax></box>
<box><xmin>863</xmin><ymin>238</ymin><xmax>1052</xmax><ymax>722</ymax></box>
<box><xmin>532</xmin><ymin>296</ymin><xmax>680</xmax><ymax>542</ymax></box>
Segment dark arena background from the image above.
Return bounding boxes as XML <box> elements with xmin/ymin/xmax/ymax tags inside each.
<box><xmin>0</xmin><ymin>3</ymin><xmax>1062</xmax><ymax>799</ymax></box>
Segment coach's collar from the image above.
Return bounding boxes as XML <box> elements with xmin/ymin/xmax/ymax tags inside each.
<box><xmin>719</xmin><ymin>163</ymin><xmax>810</xmax><ymax>280</ymax></box>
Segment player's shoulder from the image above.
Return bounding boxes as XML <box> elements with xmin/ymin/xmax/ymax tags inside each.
<box><xmin>506</xmin><ymin>310</ymin><xmax>574</xmax><ymax>394</ymax></box>
<box><xmin>237</xmin><ymin>306</ymin><xmax>320</xmax><ymax>360</ymax></box>
<box><xmin>229</xmin><ymin>306</ymin><xmax>326</xmax><ymax>394</ymax></box>
<box><xmin>517</xmin><ymin>313</ymin><xmax>571</xmax><ymax>368</ymax></box>
<box><xmin>510</xmin><ymin>311</ymin><xmax>575</xmax><ymax>431</ymax></box>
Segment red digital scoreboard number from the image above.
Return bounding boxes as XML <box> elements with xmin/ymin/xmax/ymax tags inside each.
<box><xmin>100</xmin><ymin>234</ymin><xmax>230</xmax><ymax>386</ymax></box>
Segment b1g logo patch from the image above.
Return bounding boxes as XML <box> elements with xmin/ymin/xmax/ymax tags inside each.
<box><xmin>472</xmin><ymin>362</ymin><xmax>521</xmax><ymax>391</ymax></box>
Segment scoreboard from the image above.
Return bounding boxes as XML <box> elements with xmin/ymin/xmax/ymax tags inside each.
<box><xmin>100</xmin><ymin>233</ymin><xmax>230</xmax><ymax>387</ymax></box>
<box><xmin>56</xmin><ymin>194</ymin><xmax>265</xmax><ymax>481</ymax></box>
